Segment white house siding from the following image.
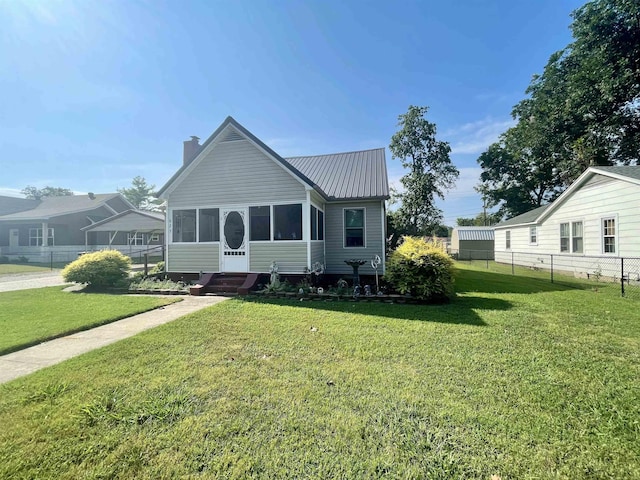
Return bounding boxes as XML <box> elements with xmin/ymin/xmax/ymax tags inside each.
<box><xmin>249</xmin><ymin>242</ymin><xmax>307</xmax><ymax>273</ymax></box>
<box><xmin>311</xmin><ymin>241</ymin><xmax>324</xmax><ymax>266</ymax></box>
<box><xmin>495</xmin><ymin>174</ymin><xmax>640</xmax><ymax>278</ymax></box>
<box><xmin>324</xmin><ymin>201</ymin><xmax>385</xmax><ymax>275</ymax></box>
<box><xmin>168</xmin><ymin>244</ymin><xmax>219</xmax><ymax>273</ymax></box>
<box><xmin>168</xmin><ymin>140</ymin><xmax>307</xmax><ymax>207</ymax></box>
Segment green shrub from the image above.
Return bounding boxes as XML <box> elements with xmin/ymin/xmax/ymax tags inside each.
<box><xmin>62</xmin><ymin>250</ymin><xmax>131</xmax><ymax>288</ymax></box>
<box><xmin>149</xmin><ymin>261</ymin><xmax>165</xmax><ymax>275</ymax></box>
<box><xmin>384</xmin><ymin>236</ymin><xmax>454</xmax><ymax>302</ymax></box>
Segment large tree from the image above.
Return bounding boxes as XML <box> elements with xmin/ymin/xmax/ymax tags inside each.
<box><xmin>117</xmin><ymin>176</ymin><xmax>163</xmax><ymax>211</ymax></box>
<box><xmin>389</xmin><ymin>105</ymin><xmax>459</xmax><ymax>236</ymax></box>
<box><xmin>21</xmin><ymin>186</ymin><xmax>73</xmax><ymax>199</ymax></box>
<box><xmin>478</xmin><ymin>0</ymin><xmax>640</xmax><ymax>218</ymax></box>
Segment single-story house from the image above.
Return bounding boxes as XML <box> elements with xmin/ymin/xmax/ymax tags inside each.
<box><xmin>450</xmin><ymin>226</ymin><xmax>494</xmax><ymax>260</ymax></box>
<box><xmin>494</xmin><ymin>165</ymin><xmax>640</xmax><ymax>279</ymax></box>
<box><xmin>157</xmin><ymin>116</ymin><xmax>389</xmax><ymax>276</ymax></box>
<box><xmin>0</xmin><ymin>193</ymin><xmax>161</xmax><ymax>263</ymax></box>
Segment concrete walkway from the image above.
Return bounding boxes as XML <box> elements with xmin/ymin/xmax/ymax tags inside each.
<box><xmin>0</xmin><ymin>295</ymin><xmax>229</xmax><ymax>385</ymax></box>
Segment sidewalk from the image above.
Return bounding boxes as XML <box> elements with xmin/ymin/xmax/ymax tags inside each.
<box><xmin>0</xmin><ymin>295</ymin><xmax>229</xmax><ymax>385</ymax></box>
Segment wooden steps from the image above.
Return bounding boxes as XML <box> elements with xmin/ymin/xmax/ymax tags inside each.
<box><xmin>190</xmin><ymin>273</ymin><xmax>259</xmax><ymax>296</ymax></box>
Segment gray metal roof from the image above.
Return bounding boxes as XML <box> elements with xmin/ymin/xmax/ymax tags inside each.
<box><xmin>590</xmin><ymin>165</ymin><xmax>640</xmax><ymax>181</ymax></box>
<box><xmin>455</xmin><ymin>226</ymin><xmax>495</xmax><ymax>241</ymax></box>
<box><xmin>287</xmin><ymin>148</ymin><xmax>389</xmax><ymax>200</ymax></box>
<box><xmin>0</xmin><ymin>194</ymin><xmax>125</xmax><ymax>221</ymax></box>
<box><xmin>495</xmin><ymin>204</ymin><xmax>551</xmax><ymax>228</ymax></box>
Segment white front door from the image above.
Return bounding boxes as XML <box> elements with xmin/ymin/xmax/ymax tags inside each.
<box><xmin>221</xmin><ymin>208</ymin><xmax>248</xmax><ymax>272</ymax></box>
<box><xmin>9</xmin><ymin>229</ymin><xmax>19</xmax><ymax>248</ymax></box>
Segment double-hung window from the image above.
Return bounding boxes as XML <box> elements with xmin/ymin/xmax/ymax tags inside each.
<box><xmin>571</xmin><ymin>221</ymin><xmax>583</xmax><ymax>253</ymax></box>
<box><xmin>603</xmin><ymin>218</ymin><xmax>616</xmax><ymax>253</ymax></box>
<box><xmin>560</xmin><ymin>223</ymin><xmax>570</xmax><ymax>252</ymax></box>
<box><xmin>529</xmin><ymin>226</ymin><xmax>537</xmax><ymax>245</ymax></box>
<box><xmin>505</xmin><ymin>231</ymin><xmax>511</xmax><ymax>250</ymax></box>
<box><xmin>344</xmin><ymin>209</ymin><xmax>365</xmax><ymax>247</ymax></box>
<box><xmin>29</xmin><ymin>228</ymin><xmax>54</xmax><ymax>246</ymax></box>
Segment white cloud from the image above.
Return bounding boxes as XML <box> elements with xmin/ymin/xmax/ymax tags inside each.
<box><xmin>0</xmin><ymin>188</ymin><xmax>25</xmax><ymax>198</ymax></box>
<box><xmin>446</xmin><ymin>118</ymin><xmax>515</xmax><ymax>155</ymax></box>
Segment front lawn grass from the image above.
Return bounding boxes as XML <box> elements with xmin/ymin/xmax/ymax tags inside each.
<box><xmin>0</xmin><ymin>264</ymin><xmax>51</xmax><ymax>275</ymax></box>
<box><xmin>0</xmin><ymin>287</ymin><xmax>179</xmax><ymax>355</ymax></box>
<box><xmin>0</xmin><ymin>264</ymin><xmax>638</xmax><ymax>479</ymax></box>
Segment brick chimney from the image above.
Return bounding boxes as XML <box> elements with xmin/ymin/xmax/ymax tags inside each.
<box><xmin>183</xmin><ymin>136</ymin><xmax>201</xmax><ymax>166</ymax></box>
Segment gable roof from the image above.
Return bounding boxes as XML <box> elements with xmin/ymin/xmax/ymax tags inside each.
<box><xmin>81</xmin><ymin>209</ymin><xmax>164</xmax><ymax>232</ymax></box>
<box><xmin>157</xmin><ymin>116</ymin><xmax>389</xmax><ymax>201</ymax></box>
<box><xmin>287</xmin><ymin>148</ymin><xmax>389</xmax><ymax>200</ymax></box>
<box><xmin>0</xmin><ymin>194</ymin><xmax>132</xmax><ymax>221</ymax></box>
<box><xmin>495</xmin><ymin>165</ymin><xmax>640</xmax><ymax>228</ymax></box>
<box><xmin>454</xmin><ymin>226</ymin><xmax>495</xmax><ymax>241</ymax></box>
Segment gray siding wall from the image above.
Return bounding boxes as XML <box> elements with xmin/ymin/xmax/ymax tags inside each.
<box><xmin>249</xmin><ymin>242</ymin><xmax>307</xmax><ymax>273</ymax></box>
<box><xmin>168</xmin><ymin>244</ymin><xmax>219</xmax><ymax>273</ymax></box>
<box><xmin>311</xmin><ymin>241</ymin><xmax>324</xmax><ymax>266</ymax></box>
<box><xmin>168</xmin><ymin>140</ymin><xmax>307</xmax><ymax>207</ymax></box>
<box><xmin>325</xmin><ymin>201</ymin><xmax>385</xmax><ymax>275</ymax></box>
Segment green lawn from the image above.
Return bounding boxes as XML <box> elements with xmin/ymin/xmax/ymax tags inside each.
<box><xmin>0</xmin><ymin>287</ymin><xmax>179</xmax><ymax>355</ymax></box>
<box><xmin>0</xmin><ymin>264</ymin><xmax>51</xmax><ymax>275</ymax></box>
<box><xmin>0</xmin><ymin>264</ymin><xmax>638</xmax><ymax>479</ymax></box>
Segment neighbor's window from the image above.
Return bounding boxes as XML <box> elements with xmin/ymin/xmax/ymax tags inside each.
<box><xmin>560</xmin><ymin>223</ymin><xmax>569</xmax><ymax>252</ymax></box>
<box><xmin>250</xmin><ymin>206</ymin><xmax>271</xmax><ymax>241</ymax></box>
<box><xmin>150</xmin><ymin>233</ymin><xmax>160</xmax><ymax>242</ymax></box>
<box><xmin>505</xmin><ymin>230</ymin><xmax>511</xmax><ymax>250</ymax></box>
<box><xmin>199</xmin><ymin>208</ymin><xmax>220</xmax><ymax>242</ymax></box>
<box><xmin>273</xmin><ymin>204</ymin><xmax>302</xmax><ymax>241</ymax></box>
<box><xmin>572</xmin><ymin>221</ymin><xmax>583</xmax><ymax>253</ymax></box>
<box><xmin>127</xmin><ymin>232</ymin><xmax>144</xmax><ymax>246</ymax></box>
<box><xmin>529</xmin><ymin>226</ymin><xmax>537</xmax><ymax>244</ymax></box>
<box><xmin>603</xmin><ymin>218</ymin><xmax>616</xmax><ymax>253</ymax></box>
<box><xmin>29</xmin><ymin>228</ymin><xmax>54</xmax><ymax>246</ymax></box>
<box><xmin>344</xmin><ymin>208</ymin><xmax>365</xmax><ymax>247</ymax></box>
<box><xmin>172</xmin><ymin>209</ymin><xmax>196</xmax><ymax>242</ymax></box>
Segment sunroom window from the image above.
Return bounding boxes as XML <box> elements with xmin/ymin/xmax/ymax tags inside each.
<box><xmin>199</xmin><ymin>208</ymin><xmax>220</xmax><ymax>242</ymax></box>
<box><xmin>172</xmin><ymin>209</ymin><xmax>196</xmax><ymax>242</ymax></box>
<box><xmin>273</xmin><ymin>204</ymin><xmax>302</xmax><ymax>241</ymax></box>
<box><xmin>250</xmin><ymin>206</ymin><xmax>270</xmax><ymax>241</ymax></box>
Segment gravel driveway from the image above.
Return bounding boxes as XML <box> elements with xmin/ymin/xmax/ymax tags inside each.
<box><xmin>0</xmin><ymin>271</ymin><xmax>67</xmax><ymax>293</ymax></box>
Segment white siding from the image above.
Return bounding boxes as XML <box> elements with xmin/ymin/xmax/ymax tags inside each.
<box><xmin>325</xmin><ymin>201</ymin><xmax>385</xmax><ymax>275</ymax></box>
<box><xmin>167</xmin><ymin>243</ymin><xmax>219</xmax><ymax>273</ymax></box>
<box><xmin>168</xmin><ymin>140</ymin><xmax>307</xmax><ymax>207</ymax></box>
<box><xmin>249</xmin><ymin>242</ymin><xmax>307</xmax><ymax>273</ymax></box>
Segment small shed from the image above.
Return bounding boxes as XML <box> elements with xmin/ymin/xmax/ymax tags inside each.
<box><xmin>451</xmin><ymin>226</ymin><xmax>495</xmax><ymax>260</ymax></box>
<box><xmin>81</xmin><ymin>209</ymin><xmax>165</xmax><ymax>249</ymax></box>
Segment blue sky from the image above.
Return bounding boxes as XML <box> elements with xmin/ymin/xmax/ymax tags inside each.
<box><xmin>0</xmin><ymin>0</ymin><xmax>584</xmax><ymax>225</ymax></box>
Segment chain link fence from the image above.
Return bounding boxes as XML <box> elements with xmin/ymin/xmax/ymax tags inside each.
<box><xmin>451</xmin><ymin>249</ymin><xmax>640</xmax><ymax>299</ymax></box>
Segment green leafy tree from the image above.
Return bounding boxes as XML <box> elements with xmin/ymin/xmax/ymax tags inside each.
<box><xmin>118</xmin><ymin>176</ymin><xmax>163</xmax><ymax>211</ymax></box>
<box><xmin>22</xmin><ymin>186</ymin><xmax>73</xmax><ymax>199</ymax></box>
<box><xmin>389</xmin><ymin>105</ymin><xmax>459</xmax><ymax>235</ymax></box>
<box><xmin>478</xmin><ymin>0</ymin><xmax>640</xmax><ymax>218</ymax></box>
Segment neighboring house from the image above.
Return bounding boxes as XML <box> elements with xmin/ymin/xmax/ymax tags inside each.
<box><xmin>451</xmin><ymin>226</ymin><xmax>494</xmax><ymax>260</ymax></box>
<box><xmin>0</xmin><ymin>193</ymin><xmax>159</xmax><ymax>262</ymax></box>
<box><xmin>157</xmin><ymin>116</ymin><xmax>389</xmax><ymax>276</ymax></box>
<box><xmin>494</xmin><ymin>165</ymin><xmax>640</xmax><ymax>278</ymax></box>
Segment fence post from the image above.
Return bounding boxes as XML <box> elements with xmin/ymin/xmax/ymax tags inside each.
<box><xmin>50</xmin><ymin>251</ymin><xmax>53</xmax><ymax>271</ymax></box>
<box><xmin>511</xmin><ymin>252</ymin><xmax>514</xmax><ymax>275</ymax></box>
<box><xmin>486</xmin><ymin>250</ymin><xmax>489</xmax><ymax>269</ymax></box>
<box><xmin>621</xmin><ymin>257</ymin><xmax>625</xmax><ymax>297</ymax></box>
<box><xmin>550</xmin><ymin>254</ymin><xmax>554</xmax><ymax>283</ymax></box>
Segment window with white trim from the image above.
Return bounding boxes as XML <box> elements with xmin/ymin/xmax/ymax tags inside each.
<box><xmin>127</xmin><ymin>232</ymin><xmax>144</xmax><ymax>246</ymax></box>
<box><xmin>250</xmin><ymin>206</ymin><xmax>270</xmax><ymax>241</ymax></box>
<box><xmin>150</xmin><ymin>233</ymin><xmax>160</xmax><ymax>242</ymax></box>
<box><xmin>29</xmin><ymin>228</ymin><xmax>54</xmax><ymax>246</ymax></box>
<box><xmin>199</xmin><ymin>208</ymin><xmax>220</xmax><ymax>242</ymax></box>
<box><xmin>529</xmin><ymin>226</ymin><xmax>537</xmax><ymax>244</ymax></box>
<box><xmin>172</xmin><ymin>209</ymin><xmax>196</xmax><ymax>242</ymax></box>
<box><xmin>273</xmin><ymin>204</ymin><xmax>302</xmax><ymax>241</ymax></box>
<box><xmin>505</xmin><ymin>230</ymin><xmax>511</xmax><ymax>250</ymax></box>
<box><xmin>571</xmin><ymin>221</ymin><xmax>583</xmax><ymax>253</ymax></box>
<box><xmin>603</xmin><ymin>218</ymin><xmax>616</xmax><ymax>253</ymax></box>
<box><xmin>560</xmin><ymin>223</ymin><xmax>570</xmax><ymax>252</ymax></box>
<box><xmin>344</xmin><ymin>208</ymin><xmax>365</xmax><ymax>247</ymax></box>
<box><xmin>310</xmin><ymin>205</ymin><xmax>324</xmax><ymax>241</ymax></box>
